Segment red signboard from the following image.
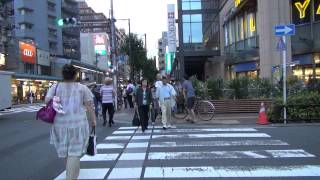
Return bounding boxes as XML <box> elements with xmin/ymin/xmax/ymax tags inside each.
<box><xmin>19</xmin><ymin>41</ymin><xmax>36</xmax><ymax>64</ymax></box>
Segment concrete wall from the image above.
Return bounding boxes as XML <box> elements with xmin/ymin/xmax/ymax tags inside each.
<box><xmin>257</xmin><ymin>0</ymin><xmax>292</xmax><ymax>78</ymax></box>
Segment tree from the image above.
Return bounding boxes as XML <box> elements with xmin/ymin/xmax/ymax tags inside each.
<box><xmin>121</xmin><ymin>34</ymin><xmax>147</xmax><ymax>80</ymax></box>
<box><xmin>142</xmin><ymin>58</ymin><xmax>158</xmax><ymax>83</ymax></box>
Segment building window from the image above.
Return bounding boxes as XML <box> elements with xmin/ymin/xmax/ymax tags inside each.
<box><xmin>246</xmin><ymin>13</ymin><xmax>256</xmax><ymax>37</ymax></box>
<box><xmin>224</xmin><ymin>25</ymin><xmax>229</xmax><ymax>46</ymax></box>
<box><xmin>183</xmin><ymin>14</ymin><xmax>203</xmax><ymax>43</ymax></box>
<box><xmin>20</xmin><ymin>23</ymin><xmax>33</xmax><ymax>30</ymax></box>
<box><xmin>182</xmin><ymin>0</ymin><xmax>201</xmax><ymax>10</ymax></box>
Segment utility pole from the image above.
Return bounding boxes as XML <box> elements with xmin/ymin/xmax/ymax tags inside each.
<box><xmin>144</xmin><ymin>33</ymin><xmax>147</xmax><ymax>50</ymax></box>
<box><xmin>110</xmin><ymin>0</ymin><xmax>118</xmax><ymax>110</ymax></box>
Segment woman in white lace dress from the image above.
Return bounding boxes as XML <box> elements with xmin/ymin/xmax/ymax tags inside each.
<box><xmin>45</xmin><ymin>64</ymin><xmax>96</xmax><ymax>180</ymax></box>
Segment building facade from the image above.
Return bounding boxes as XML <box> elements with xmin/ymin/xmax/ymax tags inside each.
<box><xmin>291</xmin><ymin>0</ymin><xmax>320</xmax><ymax>81</ymax></box>
<box><xmin>219</xmin><ymin>0</ymin><xmax>292</xmax><ymax>80</ymax></box>
<box><xmin>0</xmin><ymin>0</ymin><xmax>14</xmax><ymax>70</ymax></box>
<box><xmin>62</xmin><ymin>0</ymin><xmax>81</xmax><ymax>60</ymax></box>
<box><xmin>218</xmin><ymin>0</ymin><xmax>320</xmax><ymax>81</ymax></box>
<box><xmin>176</xmin><ymin>0</ymin><xmax>220</xmax><ymax>80</ymax></box>
<box><xmin>158</xmin><ymin>31</ymin><xmax>168</xmax><ymax>74</ymax></box>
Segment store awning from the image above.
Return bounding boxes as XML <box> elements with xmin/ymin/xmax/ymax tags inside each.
<box><xmin>233</xmin><ymin>61</ymin><xmax>257</xmax><ymax>72</ymax></box>
<box><xmin>292</xmin><ymin>54</ymin><xmax>312</xmax><ymax>65</ymax></box>
<box><xmin>71</xmin><ymin>60</ymin><xmax>105</xmax><ymax>73</ymax></box>
<box><xmin>13</xmin><ymin>73</ymin><xmax>62</xmax><ymax>81</ymax></box>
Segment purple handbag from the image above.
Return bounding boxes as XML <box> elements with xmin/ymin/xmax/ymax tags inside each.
<box><xmin>36</xmin><ymin>84</ymin><xmax>59</xmax><ymax>124</ymax></box>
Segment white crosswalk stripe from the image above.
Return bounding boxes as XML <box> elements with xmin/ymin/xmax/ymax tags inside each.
<box><xmin>0</xmin><ymin>105</ymin><xmax>43</xmax><ymax>116</ymax></box>
<box><xmin>54</xmin><ymin>126</ymin><xmax>320</xmax><ymax>179</ymax></box>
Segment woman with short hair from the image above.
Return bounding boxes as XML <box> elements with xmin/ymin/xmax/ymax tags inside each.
<box><xmin>45</xmin><ymin>64</ymin><xmax>96</xmax><ymax>180</ymax></box>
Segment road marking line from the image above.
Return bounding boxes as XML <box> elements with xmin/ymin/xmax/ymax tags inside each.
<box><xmin>108</xmin><ymin>168</ymin><xmax>142</xmax><ymax>179</ymax></box>
<box><xmin>127</xmin><ymin>142</ymin><xmax>149</xmax><ymax>148</ymax></box>
<box><xmin>131</xmin><ymin>135</ymin><xmax>151</xmax><ymax>140</ymax></box>
<box><xmin>152</xmin><ymin>133</ymin><xmax>271</xmax><ymax>139</ymax></box>
<box><xmin>80</xmin><ymin>154</ymin><xmax>119</xmax><ymax>161</ymax></box>
<box><xmin>118</xmin><ymin>153</ymin><xmax>146</xmax><ymax>160</ymax></box>
<box><xmin>118</xmin><ymin>127</ymin><xmax>138</xmax><ymax>130</ymax></box>
<box><xmin>112</xmin><ymin>130</ymin><xmax>135</xmax><ymax>134</ymax></box>
<box><xmin>97</xmin><ymin>143</ymin><xmax>125</xmax><ymax>149</ymax></box>
<box><xmin>55</xmin><ymin>168</ymin><xmax>109</xmax><ymax>180</ymax></box>
<box><xmin>266</xmin><ymin>149</ymin><xmax>316</xmax><ymax>158</ymax></box>
<box><xmin>148</xmin><ymin>149</ymin><xmax>315</xmax><ymax>160</ymax></box>
<box><xmin>144</xmin><ymin>165</ymin><xmax>320</xmax><ymax>178</ymax></box>
<box><xmin>105</xmin><ymin>136</ymin><xmax>132</xmax><ymax>140</ymax></box>
<box><xmin>151</xmin><ymin>140</ymin><xmax>289</xmax><ymax>148</ymax></box>
<box><xmin>153</xmin><ymin>128</ymin><xmax>257</xmax><ymax>133</ymax></box>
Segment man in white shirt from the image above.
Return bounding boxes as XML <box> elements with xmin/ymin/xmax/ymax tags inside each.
<box><xmin>156</xmin><ymin>76</ymin><xmax>176</xmax><ymax>130</ymax></box>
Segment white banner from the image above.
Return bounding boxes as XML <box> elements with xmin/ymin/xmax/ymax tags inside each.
<box><xmin>167</xmin><ymin>4</ymin><xmax>176</xmax><ymax>53</ymax></box>
<box><xmin>37</xmin><ymin>49</ymin><xmax>50</xmax><ymax>66</ymax></box>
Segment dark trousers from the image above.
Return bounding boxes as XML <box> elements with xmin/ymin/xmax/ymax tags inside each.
<box><xmin>138</xmin><ymin>105</ymin><xmax>149</xmax><ymax>131</ymax></box>
<box><xmin>123</xmin><ymin>97</ymin><xmax>128</xmax><ymax>109</ymax></box>
<box><xmin>127</xmin><ymin>95</ymin><xmax>134</xmax><ymax>108</ymax></box>
<box><xmin>102</xmin><ymin>103</ymin><xmax>115</xmax><ymax>124</ymax></box>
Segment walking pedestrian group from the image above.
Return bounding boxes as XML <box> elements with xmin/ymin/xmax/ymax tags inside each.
<box><xmin>41</xmin><ymin>64</ymin><xmax>197</xmax><ymax>179</ymax></box>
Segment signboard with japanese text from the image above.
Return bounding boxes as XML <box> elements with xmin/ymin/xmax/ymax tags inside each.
<box><xmin>19</xmin><ymin>41</ymin><xmax>36</xmax><ymax>64</ymax></box>
<box><xmin>167</xmin><ymin>4</ymin><xmax>177</xmax><ymax>53</ymax></box>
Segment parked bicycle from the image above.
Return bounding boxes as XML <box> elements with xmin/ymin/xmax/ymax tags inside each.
<box><xmin>173</xmin><ymin>96</ymin><xmax>215</xmax><ymax>121</ymax></box>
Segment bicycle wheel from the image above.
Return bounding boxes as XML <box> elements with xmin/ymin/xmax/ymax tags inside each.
<box><xmin>173</xmin><ymin>105</ymin><xmax>188</xmax><ymax>120</ymax></box>
<box><xmin>196</xmin><ymin>100</ymin><xmax>215</xmax><ymax>121</ymax></box>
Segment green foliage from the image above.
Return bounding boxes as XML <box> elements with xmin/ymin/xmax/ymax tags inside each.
<box><xmin>142</xmin><ymin>59</ymin><xmax>158</xmax><ymax>83</ymax></box>
<box><xmin>268</xmin><ymin>91</ymin><xmax>320</xmax><ymax>122</ymax></box>
<box><xmin>227</xmin><ymin>77</ymin><xmax>250</xmax><ymax>99</ymax></box>
<box><xmin>206</xmin><ymin>78</ymin><xmax>224</xmax><ymax>100</ymax></box>
<box><xmin>121</xmin><ymin>34</ymin><xmax>147</xmax><ymax>79</ymax></box>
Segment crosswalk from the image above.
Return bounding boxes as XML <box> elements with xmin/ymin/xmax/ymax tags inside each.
<box><xmin>55</xmin><ymin>126</ymin><xmax>320</xmax><ymax>179</ymax></box>
<box><xmin>0</xmin><ymin>104</ymin><xmax>44</xmax><ymax>116</ymax></box>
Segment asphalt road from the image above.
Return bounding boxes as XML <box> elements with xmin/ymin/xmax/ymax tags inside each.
<box><xmin>1</xmin><ymin>106</ymin><xmax>320</xmax><ymax>180</ymax></box>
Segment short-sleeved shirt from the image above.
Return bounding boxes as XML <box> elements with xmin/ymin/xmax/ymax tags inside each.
<box><xmin>100</xmin><ymin>85</ymin><xmax>114</xmax><ymax>103</ymax></box>
<box><xmin>182</xmin><ymin>80</ymin><xmax>195</xmax><ymax>98</ymax></box>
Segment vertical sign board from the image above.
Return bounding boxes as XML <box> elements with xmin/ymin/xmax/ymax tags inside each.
<box><xmin>274</xmin><ymin>24</ymin><xmax>295</xmax><ymax>124</ymax></box>
<box><xmin>37</xmin><ymin>49</ymin><xmax>50</xmax><ymax>66</ymax></box>
<box><xmin>167</xmin><ymin>4</ymin><xmax>176</xmax><ymax>53</ymax></box>
<box><xmin>19</xmin><ymin>41</ymin><xmax>36</xmax><ymax>64</ymax></box>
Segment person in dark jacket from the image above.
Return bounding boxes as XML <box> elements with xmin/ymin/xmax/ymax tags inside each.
<box><xmin>134</xmin><ymin>79</ymin><xmax>152</xmax><ymax>132</ymax></box>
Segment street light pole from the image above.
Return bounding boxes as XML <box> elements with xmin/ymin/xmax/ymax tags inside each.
<box><xmin>110</xmin><ymin>0</ymin><xmax>118</xmax><ymax>110</ymax></box>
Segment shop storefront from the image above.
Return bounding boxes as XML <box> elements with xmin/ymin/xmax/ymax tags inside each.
<box><xmin>11</xmin><ymin>74</ymin><xmax>61</xmax><ymax>104</ymax></box>
<box><xmin>292</xmin><ymin>53</ymin><xmax>320</xmax><ymax>81</ymax></box>
<box><xmin>229</xmin><ymin>61</ymin><xmax>259</xmax><ymax>79</ymax></box>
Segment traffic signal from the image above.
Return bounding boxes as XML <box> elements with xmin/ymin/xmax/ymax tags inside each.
<box><xmin>57</xmin><ymin>17</ymin><xmax>77</xmax><ymax>27</ymax></box>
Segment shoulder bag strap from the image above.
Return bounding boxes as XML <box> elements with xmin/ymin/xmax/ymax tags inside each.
<box><xmin>54</xmin><ymin>83</ymin><xmax>59</xmax><ymax>96</ymax></box>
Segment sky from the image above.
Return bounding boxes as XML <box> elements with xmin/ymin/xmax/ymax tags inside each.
<box><xmin>85</xmin><ymin>0</ymin><xmax>177</xmax><ymax>58</ymax></box>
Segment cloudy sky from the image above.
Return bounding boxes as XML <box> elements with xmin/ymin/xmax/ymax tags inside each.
<box><xmin>85</xmin><ymin>0</ymin><xmax>177</xmax><ymax>58</ymax></box>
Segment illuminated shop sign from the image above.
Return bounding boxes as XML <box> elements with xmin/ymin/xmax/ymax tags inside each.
<box><xmin>19</xmin><ymin>41</ymin><xmax>36</xmax><ymax>64</ymax></box>
<box><xmin>235</xmin><ymin>0</ymin><xmax>241</xmax><ymax>8</ymax></box>
<box><xmin>292</xmin><ymin>0</ymin><xmax>320</xmax><ymax>24</ymax></box>
<box><xmin>94</xmin><ymin>34</ymin><xmax>107</xmax><ymax>56</ymax></box>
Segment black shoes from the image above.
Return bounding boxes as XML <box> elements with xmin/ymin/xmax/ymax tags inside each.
<box><xmin>163</xmin><ymin>127</ymin><xmax>167</xmax><ymax>130</ymax></box>
<box><xmin>103</xmin><ymin>121</ymin><xmax>107</xmax><ymax>127</ymax></box>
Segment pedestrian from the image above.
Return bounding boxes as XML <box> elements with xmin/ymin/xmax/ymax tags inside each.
<box><xmin>182</xmin><ymin>75</ymin><xmax>196</xmax><ymax>123</ymax></box>
<box><xmin>29</xmin><ymin>91</ymin><xmax>35</xmax><ymax>104</ymax></box>
<box><xmin>157</xmin><ymin>76</ymin><xmax>176</xmax><ymax>130</ymax></box>
<box><xmin>100</xmin><ymin>77</ymin><xmax>116</xmax><ymax>127</ymax></box>
<box><xmin>150</xmin><ymin>83</ymin><xmax>158</xmax><ymax>125</ymax></box>
<box><xmin>154</xmin><ymin>74</ymin><xmax>163</xmax><ymax>119</ymax></box>
<box><xmin>134</xmin><ymin>79</ymin><xmax>152</xmax><ymax>132</ymax></box>
<box><xmin>126</xmin><ymin>80</ymin><xmax>135</xmax><ymax>108</ymax></box>
<box><xmin>90</xmin><ymin>84</ymin><xmax>101</xmax><ymax>120</ymax></box>
<box><xmin>123</xmin><ymin>85</ymin><xmax>128</xmax><ymax>109</ymax></box>
<box><xmin>45</xmin><ymin>64</ymin><xmax>96</xmax><ymax>180</ymax></box>
<box><xmin>174</xmin><ymin>79</ymin><xmax>185</xmax><ymax>113</ymax></box>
